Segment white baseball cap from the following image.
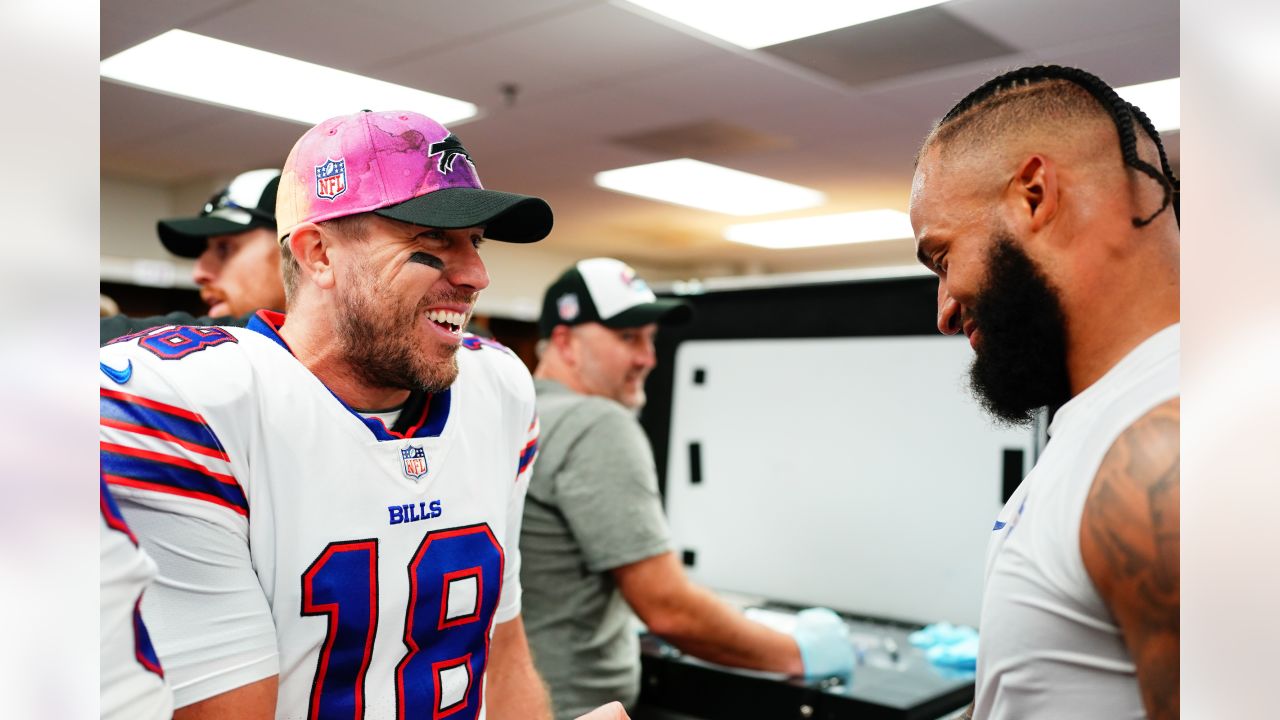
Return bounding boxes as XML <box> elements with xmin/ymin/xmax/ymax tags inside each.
<box><xmin>539</xmin><ymin>257</ymin><xmax>691</xmax><ymax>337</ymax></box>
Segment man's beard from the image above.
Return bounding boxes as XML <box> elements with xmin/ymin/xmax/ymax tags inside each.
<box><xmin>335</xmin><ymin>271</ymin><xmax>465</xmax><ymax>395</ymax></box>
<box><xmin>967</xmin><ymin>233</ymin><xmax>1071</xmax><ymax>426</ymax></box>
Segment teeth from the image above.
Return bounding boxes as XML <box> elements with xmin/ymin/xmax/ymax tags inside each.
<box><xmin>426</xmin><ymin>309</ymin><xmax>466</xmax><ymax>332</ymax></box>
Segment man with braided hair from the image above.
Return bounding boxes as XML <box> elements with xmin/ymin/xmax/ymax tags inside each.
<box><xmin>909</xmin><ymin>65</ymin><xmax>1179</xmax><ymax>719</ymax></box>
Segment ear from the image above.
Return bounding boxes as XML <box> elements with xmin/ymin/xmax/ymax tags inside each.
<box><xmin>1009</xmin><ymin>154</ymin><xmax>1059</xmax><ymax>234</ymax></box>
<box><xmin>549</xmin><ymin>324</ymin><xmax>578</xmax><ymax>364</ymax></box>
<box><xmin>287</xmin><ymin>223</ymin><xmax>336</xmax><ymax>291</ymax></box>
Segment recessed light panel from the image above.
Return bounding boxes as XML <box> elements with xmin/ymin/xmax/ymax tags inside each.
<box><xmin>595</xmin><ymin>159</ymin><xmax>825</xmax><ymax>216</ymax></box>
<box><xmin>101</xmin><ymin>30</ymin><xmax>477</xmax><ymax>126</ymax></box>
<box><xmin>1116</xmin><ymin>77</ymin><xmax>1180</xmax><ymax>133</ymax></box>
<box><xmin>621</xmin><ymin>0</ymin><xmax>951</xmax><ymax>49</ymax></box>
<box><xmin>725</xmin><ymin>210</ymin><xmax>914</xmax><ymax>248</ymax></box>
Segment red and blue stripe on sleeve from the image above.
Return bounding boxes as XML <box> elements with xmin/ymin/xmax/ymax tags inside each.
<box><xmin>100</xmin><ymin>477</ymin><xmax>165</xmax><ymax>677</ymax></box>
<box><xmin>100</xmin><ymin>388</ymin><xmax>248</xmax><ymax>517</ymax></box>
<box><xmin>516</xmin><ymin>415</ymin><xmax>539</xmax><ymax>481</ymax></box>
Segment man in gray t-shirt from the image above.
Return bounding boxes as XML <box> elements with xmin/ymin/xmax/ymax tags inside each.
<box><xmin>521</xmin><ymin>258</ymin><xmax>854</xmax><ymax>720</ymax></box>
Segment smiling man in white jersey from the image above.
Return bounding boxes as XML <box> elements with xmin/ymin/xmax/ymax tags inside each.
<box><xmin>100</xmin><ymin>109</ymin><xmax>570</xmax><ymax>719</ymax></box>
<box><xmin>909</xmin><ymin>65</ymin><xmax>1180</xmax><ymax>719</ymax></box>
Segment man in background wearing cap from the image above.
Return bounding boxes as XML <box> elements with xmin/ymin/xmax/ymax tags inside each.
<box><xmin>100</xmin><ymin>169</ymin><xmax>286</xmax><ymax>344</ymax></box>
<box><xmin>100</xmin><ymin>110</ymin><xmax>591</xmax><ymax>719</ymax></box>
<box><xmin>521</xmin><ymin>258</ymin><xmax>854</xmax><ymax>720</ymax></box>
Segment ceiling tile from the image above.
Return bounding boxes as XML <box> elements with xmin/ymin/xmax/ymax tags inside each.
<box><xmin>101</xmin><ymin>82</ymin><xmax>225</xmax><ymax>151</ymax></box>
<box><xmin>763</xmin><ymin>5</ymin><xmax>1018</xmax><ymax>88</ymax></box>
<box><xmin>101</xmin><ymin>0</ymin><xmax>240</xmax><ymax>57</ymax></box>
<box><xmin>376</xmin><ymin>3</ymin><xmax>721</xmax><ymax>104</ymax></box>
<box><xmin>946</xmin><ymin>0</ymin><xmax>1178</xmax><ymax>52</ymax></box>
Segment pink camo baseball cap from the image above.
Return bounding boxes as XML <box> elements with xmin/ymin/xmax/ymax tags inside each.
<box><xmin>276</xmin><ymin>110</ymin><xmax>552</xmax><ymax>243</ymax></box>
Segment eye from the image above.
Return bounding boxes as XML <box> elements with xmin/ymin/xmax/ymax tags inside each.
<box><xmin>933</xmin><ymin>253</ymin><xmax>947</xmax><ymax>275</ymax></box>
<box><xmin>471</xmin><ymin>236</ymin><xmax>485</xmax><ymax>249</ymax></box>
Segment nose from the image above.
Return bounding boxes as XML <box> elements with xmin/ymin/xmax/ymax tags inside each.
<box><xmin>447</xmin><ymin>242</ymin><xmax>490</xmax><ymax>293</ymax></box>
<box><xmin>192</xmin><ymin>245</ymin><xmax>220</xmax><ymax>287</ymax></box>
<box><xmin>936</xmin><ymin>281</ymin><xmax>961</xmax><ymax>335</ymax></box>
<box><xmin>636</xmin><ymin>336</ymin><xmax>657</xmax><ymax>370</ymax></box>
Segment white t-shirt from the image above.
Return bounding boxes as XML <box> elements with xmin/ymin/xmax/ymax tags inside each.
<box><xmin>974</xmin><ymin>324</ymin><xmax>1179</xmax><ymax>719</ymax></box>
<box><xmin>99</xmin><ymin>312</ymin><xmax>539</xmax><ymax>719</ymax></box>
<box><xmin>101</xmin><ymin>476</ymin><xmax>173</xmax><ymax>720</ymax></box>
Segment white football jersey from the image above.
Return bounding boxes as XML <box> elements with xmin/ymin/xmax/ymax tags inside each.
<box><xmin>100</xmin><ymin>476</ymin><xmax>173</xmax><ymax>720</ymax></box>
<box><xmin>99</xmin><ymin>311</ymin><xmax>539</xmax><ymax>720</ymax></box>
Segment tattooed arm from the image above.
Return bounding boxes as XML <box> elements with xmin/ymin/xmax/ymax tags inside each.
<box><xmin>1080</xmin><ymin>398</ymin><xmax>1180</xmax><ymax>720</ymax></box>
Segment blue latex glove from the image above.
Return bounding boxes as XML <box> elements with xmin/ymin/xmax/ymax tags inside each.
<box><xmin>926</xmin><ymin>636</ymin><xmax>979</xmax><ymax>671</ymax></box>
<box><xmin>909</xmin><ymin>622</ymin><xmax>979</xmax><ymax>674</ymax></box>
<box><xmin>908</xmin><ymin>622</ymin><xmax>978</xmax><ymax>649</ymax></box>
<box><xmin>792</xmin><ymin>607</ymin><xmax>855</xmax><ymax>680</ymax></box>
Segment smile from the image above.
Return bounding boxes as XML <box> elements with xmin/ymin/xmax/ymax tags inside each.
<box><xmin>426</xmin><ymin>309</ymin><xmax>466</xmax><ymax>335</ymax></box>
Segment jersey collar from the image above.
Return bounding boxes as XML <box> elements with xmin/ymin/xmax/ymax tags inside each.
<box><xmin>246</xmin><ymin>310</ymin><xmax>451</xmax><ymax>441</ymax></box>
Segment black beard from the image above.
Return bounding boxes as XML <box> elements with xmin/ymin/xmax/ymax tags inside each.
<box><xmin>967</xmin><ymin>234</ymin><xmax>1071</xmax><ymax>426</ymax></box>
<box><xmin>335</xmin><ymin>272</ymin><xmax>461</xmax><ymax>395</ymax></box>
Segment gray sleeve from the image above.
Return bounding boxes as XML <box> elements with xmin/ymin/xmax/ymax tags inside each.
<box><xmin>553</xmin><ymin>405</ymin><xmax>673</xmax><ymax>573</ymax></box>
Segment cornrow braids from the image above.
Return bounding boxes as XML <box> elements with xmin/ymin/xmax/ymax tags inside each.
<box><xmin>939</xmin><ymin>65</ymin><xmax>1178</xmax><ymax>228</ymax></box>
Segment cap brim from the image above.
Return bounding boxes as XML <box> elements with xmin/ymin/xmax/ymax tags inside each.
<box><xmin>157</xmin><ymin>217</ymin><xmax>270</xmax><ymax>258</ymax></box>
<box><xmin>601</xmin><ymin>299</ymin><xmax>693</xmax><ymax>328</ymax></box>
<box><xmin>373</xmin><ymin>187</ymin><xmax>553</xmax><ymax>244</ymax></box>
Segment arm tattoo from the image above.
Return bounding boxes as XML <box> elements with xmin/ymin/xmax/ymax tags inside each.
<box><xmin>1081</xmin><ymin>398</ymin><xmax>1179</xmax><ymax>720</ymax></box>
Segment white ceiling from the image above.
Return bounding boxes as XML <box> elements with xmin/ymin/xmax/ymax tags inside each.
<box><xmin>101</xmin><ymin>0</ymin><xmax>1180</xmax><ymax>277</ymax></box>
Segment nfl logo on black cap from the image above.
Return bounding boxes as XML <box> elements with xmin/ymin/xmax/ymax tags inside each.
<box><xmin>557</xmin><ymin>293</ymin><xmax>580</xmax><ymax>322</ymax></box>
<box><xmin>400</xmin><ymin>444</ymin><xmax>428</xmax><ymax>480</ymax></box>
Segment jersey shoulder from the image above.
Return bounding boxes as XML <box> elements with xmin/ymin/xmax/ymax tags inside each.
<box><xmin>100</xmin><ymin>324</ymin><xmax>284</xmax><ymax>407</ymax></box>
<box><xmin>457</xmin><ymin>333</ymin><xmax>535</xmax><ymax>403</ymax></box>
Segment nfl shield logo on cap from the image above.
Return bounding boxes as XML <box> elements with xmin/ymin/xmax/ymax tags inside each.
<box><xmin>557</xmin><ymin>293</ymin><xmax>580</xmax><ymax>322</ymax></box>
<box><xmin>315</xmin><ymin>158</ymin><xmax>347</xmax><ymax>200</ymax></box>
<box><xmin>400</xmin><ymin>444</ymin><xmax>428</xmax><ymax>480</ymax></box>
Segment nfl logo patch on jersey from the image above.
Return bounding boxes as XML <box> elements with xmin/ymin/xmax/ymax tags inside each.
<box><xmin>315</xmin><ymin>158</ymin><xmax>347</xmax><ymax>200</ymax></box>
<box><xmin>400</xmin><ymin>444</ymin><xmax>428</xmax><ymax>480</ymax></box>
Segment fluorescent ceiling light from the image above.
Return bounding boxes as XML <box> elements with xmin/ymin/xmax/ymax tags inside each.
<box><xmin>595</xmin><ymin>159</ymin><xmax>825</xmax><ymax>216</ymax></box>
<box><xmin>1116</xmin><ymin>77</ymin><xmax>1180</xmax><ymax>133</ymax></box>
<box><xmin>621</xmin><ymin>0</ymin><xmax>950</xmax><ymax>49</ymax></box>
<box><xmin>725</xmin><ymin>210</ymin><xmax>913</xmax><ymax>249</ymax></box>
<box><xmin>100</xmin><ymin>30</ymin><xmax>477</xmax><ymax>126</ymax></box>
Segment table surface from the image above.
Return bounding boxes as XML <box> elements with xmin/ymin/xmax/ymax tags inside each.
<box><xmin>638</xmin><ymin>608</ymin><xmax>974</xmax><ymax>720</ymax></box>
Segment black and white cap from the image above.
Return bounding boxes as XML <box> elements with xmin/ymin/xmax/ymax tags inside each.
<box><xmin>157</xmin><ymin>169</ymin><xmax>280</xmax><ymax>258</ymax></box>
<box><xmin>539</xmin><ymin>257</ymin><xmax>692</xmax><ymax>337</ymax></box>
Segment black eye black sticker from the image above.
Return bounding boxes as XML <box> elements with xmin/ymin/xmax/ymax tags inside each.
<box><xmin>407</xmin><ymin>252</ymin><xmax>445</xmax><ymax>271</ymax></box>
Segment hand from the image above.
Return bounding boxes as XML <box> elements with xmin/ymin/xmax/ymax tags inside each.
<box><xmin>573</xmin><ymin>701</ymin><xmax>630</xmax><ymax>720</ymax></box>
<box><xmin>792</xmin><ymin>607</ymin><xmax>855</xmax><ymax>680</ymax></box>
